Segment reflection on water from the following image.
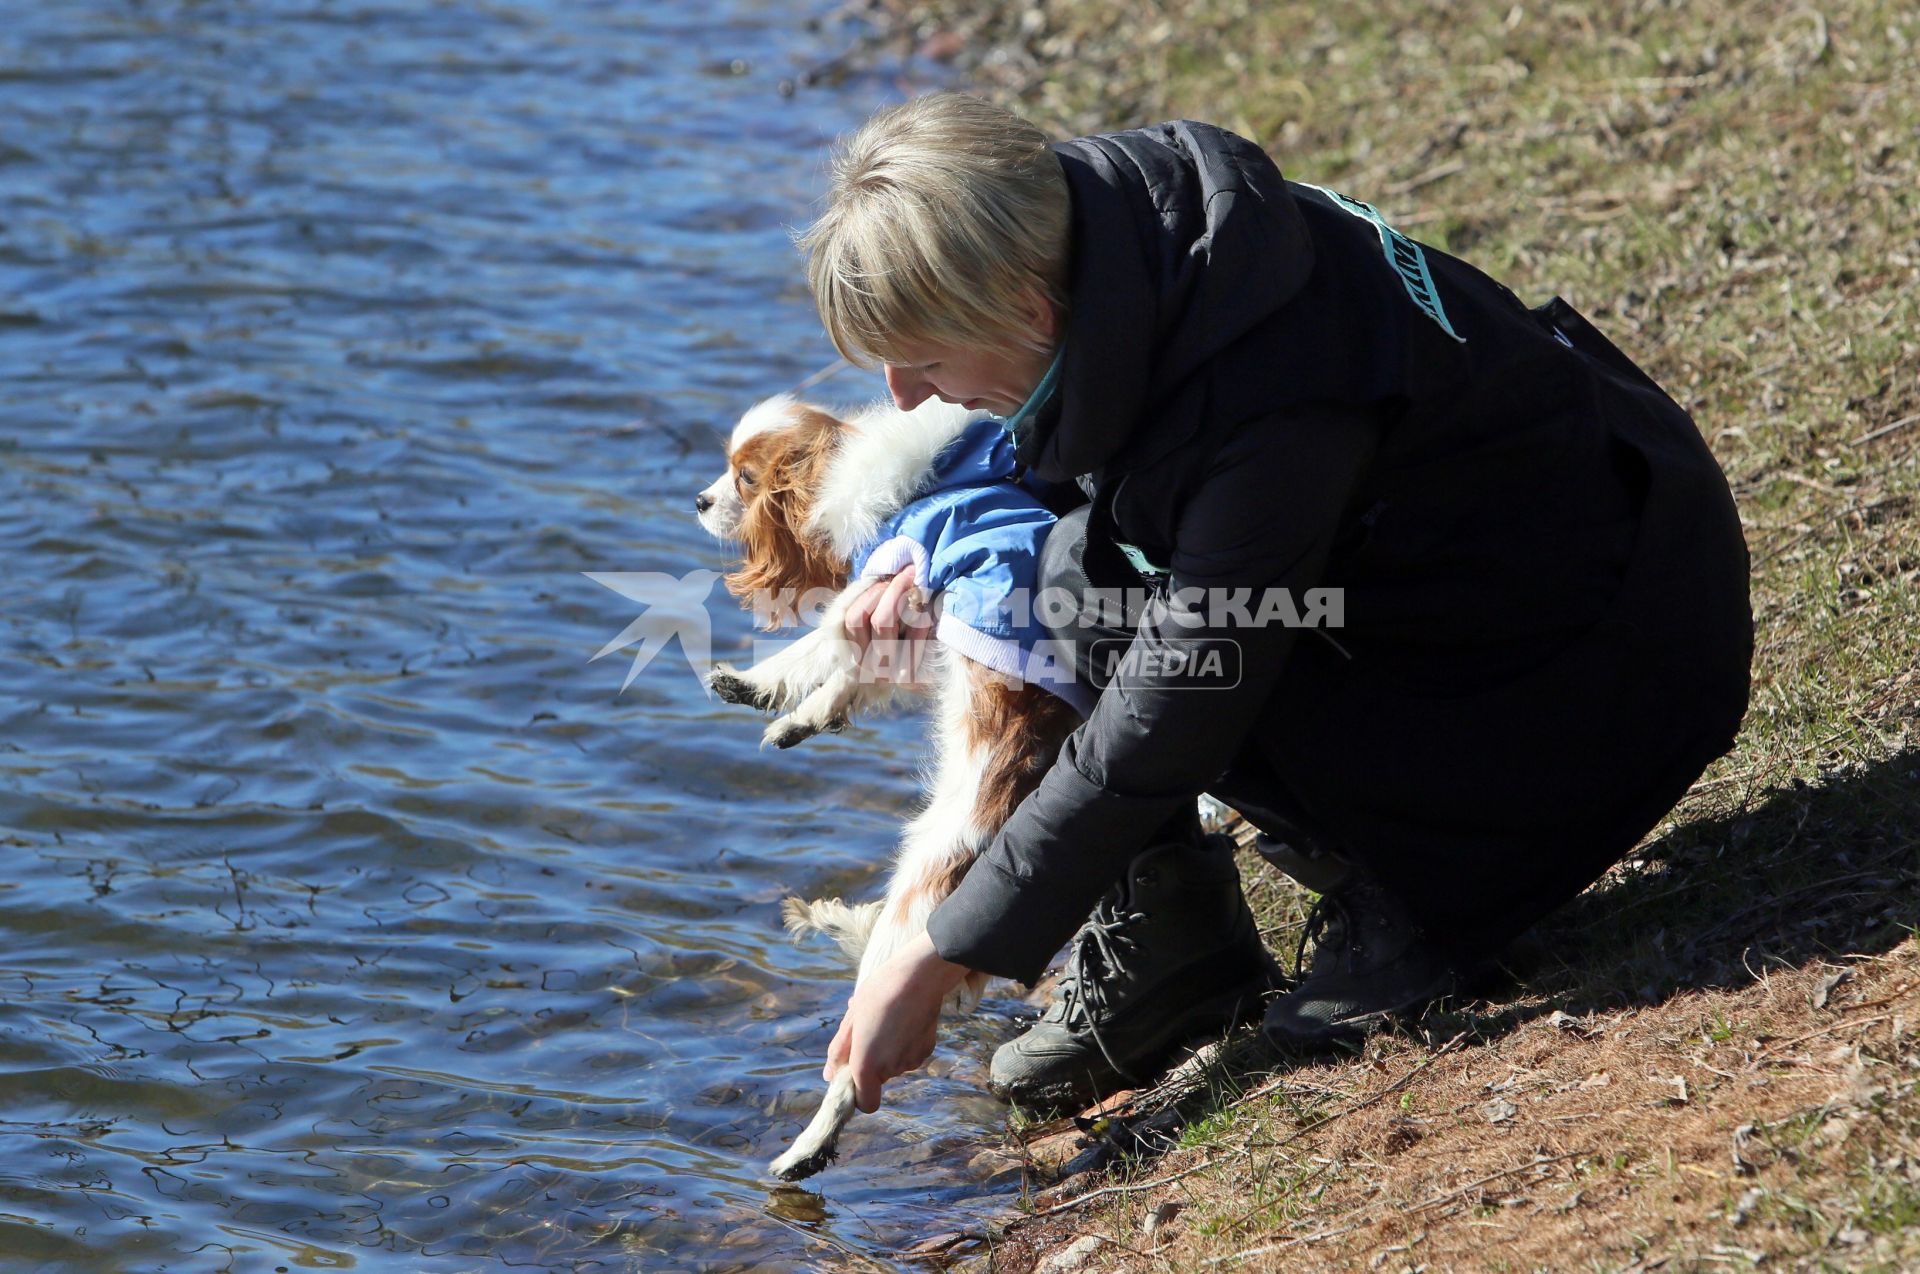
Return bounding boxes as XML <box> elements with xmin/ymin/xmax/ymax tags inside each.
<box><xmin>0</xmin><ymin>3</ymin><xmax>1020</xmax><ymax>1267</ymax></box>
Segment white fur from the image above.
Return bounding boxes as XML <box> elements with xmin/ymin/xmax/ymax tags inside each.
<box><xmin>697</xmin><ymin>394</ymin><xmax>1061</xmax><ymax>1182</ymax></box>
<box><xmin>782</xmin><ymin>896</ymin><xmax>883</xmax><ymax>963</ymax></box>
<box><xmin>768</xmin><ymin>1071</ymin><xmax>860</xmax><ymax>1181</ymax></box>
<box><xmin>763</xmin><ymin>653</ymin><xmax>999</xmax><ymax>1182</ymax></box>
<box><xmin>856</xmin><ymin>648</ymin><xmax>996</xmax><ymax>1015</ymax></box>
<box><xmin>708</xmin><ymin>578</ymin><xmax>915</xmax><ymax>749</ymax></box>
<box><xmin>695</xmin><ymin>471</ymin><xmax>743</xmax><ymax>539</ymax></box>
<box><xmin>804</xmin><ymin>398</ymin><xmax>986</xmax><ymax>559</ymax></box>
<box><xmin>731</xmin><ymin>392</ymin><xmax>806</xmax><ymax>448</ymax></box>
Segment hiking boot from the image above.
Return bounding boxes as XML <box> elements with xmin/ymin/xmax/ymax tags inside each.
<box><xmin>1261</xmin><ymin>870</ymin><xmax>1466</xmax><ymax>1050</ymax></box>
<box><xmin>989</xmin><ymin>834</ymin><xmax>1282</xmax><ymax>1111</ymax></box>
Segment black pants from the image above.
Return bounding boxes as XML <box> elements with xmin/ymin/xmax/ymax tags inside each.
<box><xmin>1035</xmin><ymin>500</ymin><xmax>1751</xmax><ymax>961</ymax></box>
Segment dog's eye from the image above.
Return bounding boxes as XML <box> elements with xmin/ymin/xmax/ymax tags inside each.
<box><xmin>738</xmin><ymin>469</ymin><xmax>757</xmax><ymax>488</ymax></box>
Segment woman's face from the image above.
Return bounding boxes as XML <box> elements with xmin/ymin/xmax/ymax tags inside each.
<box><xmin>881</xmin><ymin>339</ymin><xmax>1055</xmax><ymax>417</ymax></box>
<box><xmin>878</xmin><ymin>294</ymin><xmax>1060</xmax><ymax>418</ymax></box>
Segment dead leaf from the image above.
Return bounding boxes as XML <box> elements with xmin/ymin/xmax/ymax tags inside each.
<box><xmin>1485</xmin><ymin>1098</ymin><xmax>1519</xmax><ymax>1123</ymax></box>
<box><xmin>1812</xmin><ymin>969</ymin><xmax>1851</xmax><ymax>1009</ymax></box>
<box><xmin>1040</xmin><ymin>1235</ymin><xmax>1105</xmax><ymax>1273</ymax></box>
<box><xmin>1550</xmin><ymin>1009</ymin><xmax>1602</xmax><ymax>1039</ymax></box>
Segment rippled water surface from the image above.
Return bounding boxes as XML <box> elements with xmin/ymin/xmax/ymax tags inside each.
<box><xmin>0</xmin><ymin>4</ymin><xmax>1020</xmax><ymax>1268</ymax></box>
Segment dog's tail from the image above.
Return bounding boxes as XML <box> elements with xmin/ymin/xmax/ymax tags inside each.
<box><xmin>781</xmin><ymin>896</ymin><xmax>882</xmax><ymax>963</ymax></box>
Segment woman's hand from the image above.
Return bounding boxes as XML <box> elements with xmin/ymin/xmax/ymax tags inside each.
<box><xmin>844</xmin><ymin>567</ymin><xmax>936</xmax><ymax>686</ymax></box>
<box><xmin>824</xmin><ymin>930</ymin><xmax>970</xmax><ymax>1114</ymax></box>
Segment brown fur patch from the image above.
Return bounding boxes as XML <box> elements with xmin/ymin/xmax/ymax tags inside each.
<box><xmin>908</xmin><ymin>848</ymin><xmax>980</xmax><ymax>916</ymax></box>
<box><xmin>882</xmin><ymin>670</ymin><xmax>1078</xmax><ymax>924</ymax></box>
<box><xmin>961</xmin><ymin>664</ymin><xmax>1080</xmax><ymax>839</ymax></box>
<box><xmin>723</xmin><ymin>405</ymin><xmax>849</xmax><ymax>620</ymax></box>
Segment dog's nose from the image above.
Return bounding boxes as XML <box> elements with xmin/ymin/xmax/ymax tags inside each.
<box><xmin>694</xmin><ymin>492</ymin><xmax>714</xmax><ymax>513</ymax></box>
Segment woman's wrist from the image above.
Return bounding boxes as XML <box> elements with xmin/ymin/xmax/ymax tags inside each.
<box><xmin>903</xmin><ymin>929</ymin><xmax>969</xmax><ymax>992</ymax></box>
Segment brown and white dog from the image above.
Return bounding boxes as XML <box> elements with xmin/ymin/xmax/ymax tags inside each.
<box><xmin>695</xmin><ymin>393</ymin><xmax>1081</xmax><ymax>1180</ymax></box>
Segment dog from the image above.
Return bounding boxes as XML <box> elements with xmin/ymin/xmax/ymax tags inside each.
<box><xmin>695</xmin><ymin>392</ymin><xmax>1086</xmax><ymax>1180</ymax></box>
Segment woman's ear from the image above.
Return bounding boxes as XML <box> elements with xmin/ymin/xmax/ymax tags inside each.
<box><xmin>1016</xmin><ymin>286</ymin><xmax>1060</xmax><ymax>348</ymax></box>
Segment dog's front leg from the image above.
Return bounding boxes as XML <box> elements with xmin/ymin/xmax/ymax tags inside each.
<box><xmin>707</xmin><ymin>625</ymin><xmax>832</xmax><ymax>713</ymax></box>
<box><xmin>761</xmin><ymin>590</ymin><xmax>939</xmax><ymax>748</ymax></box>
<box><xmin>757</xmin><ymin>581</ymin><xmax>913</xmax><ymax>747</ymax></box>
<box><xmin>763</xmin><ymin>641</ymin><xmax>926</xmax><ymax>748</ymax></box>
<box><xmin>761</xmin><ymin>666</ymin><xmax>865</xmax><ymax>748</ymax></box>
<box><xmin>707</xmin><ymin>580</ymin><xmax>869</xmax><ymax>714</ymax></box>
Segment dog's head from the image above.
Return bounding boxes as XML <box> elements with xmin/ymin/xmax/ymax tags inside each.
<box><xmin>696</xmin><ymin>393</ymin><xmax>848</xmax><ymax>609</ymax></box>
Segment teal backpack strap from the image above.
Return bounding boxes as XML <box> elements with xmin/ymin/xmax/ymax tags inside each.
<box><xmin>1089</xmin><ymin>476</ymin><xmax>1170</xmax><ymax>581</ymax></box>
<box><xmin>1115</xmin><ymin>540</ymin><xmax>1169</xmax><ymax>578</ymax></box>
<box><xmin>1296</xmin><ymin>181</ymin><xmax>1465</xmax><ymax>344</ymax></box>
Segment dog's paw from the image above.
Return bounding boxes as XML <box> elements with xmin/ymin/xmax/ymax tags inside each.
<box><xmin>769</xmin><ymin>1074</ymin><xmax>858</xmax><ymax>1180</ymax></box>
<box><xmin>776</xmin><ymin>713</ymin><xmax>849</xmax><ymax>748</ymax></box>
<box><xmin>708</xmin><ymin>665</ymin><xmax>775</xmax><ymax>710</ymax></box>
<box><xmin>763</xmin><ymin>717</ymin><xmax>819</xmax><ymax>750</ymax></box>
<box><xmin>768</xmin><ymin>1143</ymin><xmax>837</xmax><ymax>1182</ymax></box>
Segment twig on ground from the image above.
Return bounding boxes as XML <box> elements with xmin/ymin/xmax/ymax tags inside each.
<box><xmin>1756</xmin><ymin>1013</ymin><xmax>1892</xmax><ymax>1056</ymax></box>
<box><xmin>1241</xmin><ymin>1033</ymin><xmax>1468</xmax><ymax>1153</ymax></box>
<box><xmin>1201</xmin><ymin>1221</ymin><xmax>1365</xmax><ymax>1267</ymax></box>
<box><xmin>1028</xmin><ymin>1157</ymin><xmax>1219</xmax><ymax>1217</ymax></box>
<box><xmin>1402</xmin><ymin>1150</ymin><xmax>1585</xmax><ymax>1216</ymax></box>
<box><xmin>1850</xmin><ymin>413</ymin><xmax>1920</xmax><ymax>448</ymax></box>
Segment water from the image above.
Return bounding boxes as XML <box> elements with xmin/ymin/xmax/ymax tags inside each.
<box><xmin>0</xmin><ymin>4</ymin><xmax>1023</xmax><ymax>1268</ymax></box>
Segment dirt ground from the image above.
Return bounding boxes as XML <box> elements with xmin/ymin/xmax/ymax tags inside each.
<box><xmin>949</xmin><ymin>922</ymin><xmax>1920</xmax><ymax>1272</ymax></box>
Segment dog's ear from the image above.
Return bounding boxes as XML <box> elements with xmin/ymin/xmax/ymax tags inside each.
<box><xmin>724</xmin><ymin>409</ymin><xmax>848</xmax><ymax>620</ymax></box>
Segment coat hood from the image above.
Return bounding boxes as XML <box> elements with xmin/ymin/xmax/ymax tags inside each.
<box><xmin>1016</xmin><ymin>121</ymin><xmax>1316</xmax><ymax>482</ymax></box>
<box><xmin>921</xmin><ymin>416</ymin><xmax>1024</xmax><ymax>495</ymax></box>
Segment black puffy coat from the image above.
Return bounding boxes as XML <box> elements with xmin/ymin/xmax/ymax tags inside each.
<box><xmin>924</xmin><ymin>122</ymin><xmax>1752</xmax><ymax>983</ymax></box>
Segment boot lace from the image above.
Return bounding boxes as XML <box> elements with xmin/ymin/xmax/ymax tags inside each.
<box><xmin>1056</xmin><ymin>902</ymin><xmax>1148</xmax><ymax>1082</ymax></box>
<box><xmin>1293</xmin><ymin>892</ymin><xmax>1356</xmax><ymax>980</ymax></box>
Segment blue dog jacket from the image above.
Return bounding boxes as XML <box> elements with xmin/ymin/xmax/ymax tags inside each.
<box><xmin>852</xmin><ymin>418</ymin><xmax>1093</xmax><ymax>716</ymax></box>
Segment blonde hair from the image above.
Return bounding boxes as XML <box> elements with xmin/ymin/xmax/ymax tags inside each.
<box><xmin>799</xmin><ymin>92</ymin><xmax>1071</xmax><ymax>368</ymax></box>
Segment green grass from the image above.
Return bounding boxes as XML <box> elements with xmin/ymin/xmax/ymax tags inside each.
<box><xmin>1174</xmin><ymin>1106</ymin><xmax>1235</xmax><ymax>1150</ymax></box>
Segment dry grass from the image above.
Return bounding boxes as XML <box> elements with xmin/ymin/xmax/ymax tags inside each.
<box><xmin>820</xmin><ymin>1</ymin><xmax>1919</xmax><ymax>1268</ymax></box>
<box><xmin>970</xmin><ymin>929</ymin><xmax>1920</xmax><ymax>1272</ymax></box>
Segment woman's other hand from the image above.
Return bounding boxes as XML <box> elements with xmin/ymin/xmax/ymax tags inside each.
<box><xmin>823</xmin><ymin>930</ymin><xmax>969</xmax><ymax>1114</ymax></box>
<box><xmin>844</xmin><ymin>567</ymin><xmax>936</xmax><ymax>685</ymax></box>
